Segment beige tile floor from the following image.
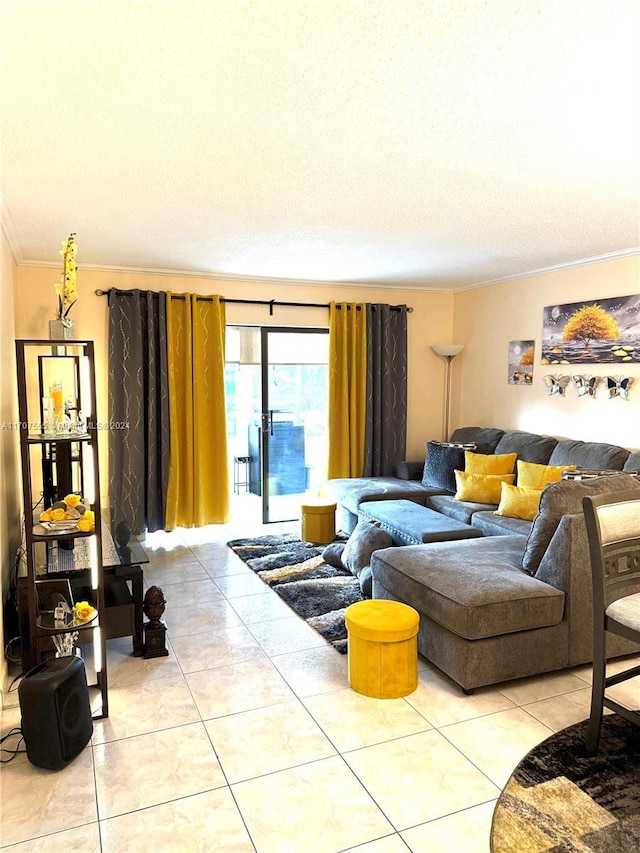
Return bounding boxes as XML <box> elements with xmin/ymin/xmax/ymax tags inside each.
<box><xmin>2</xmin><ymin>512</ymin><xmax>639</xmax><ymax>852</ymax></box>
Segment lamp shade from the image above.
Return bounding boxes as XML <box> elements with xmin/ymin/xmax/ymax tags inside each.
<box><xmin>431</xmin><ymin>344</ymin><xmax>465</xmax><ymax>358</ymax></box>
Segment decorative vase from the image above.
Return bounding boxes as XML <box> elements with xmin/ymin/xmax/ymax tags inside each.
<box><xmin>49</xmin><ymin>319</ymin><xmax>76</xmax><ymax>341</ymax></box>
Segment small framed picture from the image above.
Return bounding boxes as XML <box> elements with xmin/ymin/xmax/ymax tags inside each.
<box><xmin>508</xmin><ymin>341</ymin><xmax>535</xmax><ymax>385</ymax></box>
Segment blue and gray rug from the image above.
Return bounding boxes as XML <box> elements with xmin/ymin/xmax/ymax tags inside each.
<box><xmin>226</xmin><ymin>533</ymin><xmax>361</xmax><ymax>653</ymax></box>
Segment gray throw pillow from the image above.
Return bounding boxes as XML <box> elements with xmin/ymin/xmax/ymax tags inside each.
<box><xmin>522</xmin><ymin>473</ymin><xmax>639</xmax><ymax>575</ymax></box>
<box><xmin>342</xmin><ymin>521</ymin><xmax>393</xmax><ymax>578</ymax></box>
<box><xmin>421</xmin><ymin>441</ymin><xmax>467</xmax><ymax>492</ymax></box>
<box><xmin>321</xmin><ymin>542</ymin><xmax>346</xmax><ymax>568</ymax></box>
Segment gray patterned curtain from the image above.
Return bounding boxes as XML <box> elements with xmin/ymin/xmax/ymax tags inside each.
<box><xmin>363</xmin><ymin>304</ymin><xmax>408</xmax><ymax>476</ymax></box>
<box><xmin>108</xmin><ymin>289</ymin><xmax>170</xmax><ymax>534</ymax></box>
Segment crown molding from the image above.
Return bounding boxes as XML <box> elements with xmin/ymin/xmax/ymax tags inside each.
<box><xmin>0</xmin><ymin>201</ymin><xmax>24</xmax><ymax>264</ymax></box>
<box><xmin>455</xmin><ymin>247</ymin><xmax>640</xmax><ymax>292</ymax></box>
<box><xmin>18</xmin><ymin>260</ymin><xmax>449</xmax><ymax>292</ymax></box>
<box><xmin>15</xmin><ymin>246</ymin><xmax>640</xmax><ymax>294</ymax></box>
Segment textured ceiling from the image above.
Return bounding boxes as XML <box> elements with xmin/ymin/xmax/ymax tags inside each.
<box><xmin>1</xmin><ymin>0</ymin><xmax>639</xmax><ymax>291</ymax></box>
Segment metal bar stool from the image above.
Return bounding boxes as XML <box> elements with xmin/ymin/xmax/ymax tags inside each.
<box><xmin>233</xmin><ymin>456</ymin><xmax>251</xmax><ymax>494</ymax></box>
<box><xmin>583</xmin><ymin>488</ymin><xmax>640</xmax><ymax>753</ymax></box>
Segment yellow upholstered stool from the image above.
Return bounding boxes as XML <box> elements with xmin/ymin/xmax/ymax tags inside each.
<box><xmin>300</xmin><ymin>501</ymin><xmax>337</xmax><ymax>545</ymax></box>
<box><xmin>345</xmin><ymin>600</ymin><xmax>419</xmax><ymax>699</ymax></box>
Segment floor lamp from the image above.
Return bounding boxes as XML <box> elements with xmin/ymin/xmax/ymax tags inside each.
<box><xmin>431</xmin><ymin>344</ymin><xmax>465</xmax><ymax>441</ymax></box>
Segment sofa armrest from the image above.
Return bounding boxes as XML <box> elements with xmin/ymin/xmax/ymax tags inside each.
<box><xmin>536</xmin><ymin>511</ymin><xmax>640</xmax><ymax>665</ymax></box>
<box><xmin>535</xmin><ymin>512</ymin><xmax>592</xmax><ymax>664</ymax></box>
<box><xmin>396</xmin><ymin>460</ymin><xmax>424</xmax><ymax>480</ymax></box>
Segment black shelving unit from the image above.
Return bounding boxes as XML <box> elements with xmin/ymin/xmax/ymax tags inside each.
<box><xmin>15</xmin><ymin>339</ymin><xmax>108</xmax><ymax>718</ymax></box>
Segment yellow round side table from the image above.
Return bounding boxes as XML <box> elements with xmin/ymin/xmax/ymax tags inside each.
<box><xmin>345</xmin><ymin>599</ymin><xmax>419</xmax><ymax>699</ymax></box>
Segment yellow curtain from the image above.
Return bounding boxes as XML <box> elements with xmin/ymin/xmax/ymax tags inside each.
<box><xmin>327</xmin><ymin>302</ymin><xmax>367</xmax><ymax>479</ymax></box>
<box><xmin>166</xmin><ymin>293</ymin><xmax>230</xmax><ymax>528</ymax></box>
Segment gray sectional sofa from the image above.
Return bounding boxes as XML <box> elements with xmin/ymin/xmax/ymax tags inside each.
<box><xmin>327</xmin><ymin>427</ymin><xmax>640</xmax><ymax>692</ymax></box>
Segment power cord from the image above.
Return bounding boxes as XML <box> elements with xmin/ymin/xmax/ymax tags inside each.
<box><xmin>5</xmin><ymin>669</ymin><xmax>23</xmax><ymax>692</ymax></box>
<box><xmin>0</xmin><ymin>727</ymin><xmax>26</xmax><ymax>763</ymax></box>
<box><xmin>4</xmin><ymin>637</ymin><xmax>22</xmax><ymax>668</ymax></box>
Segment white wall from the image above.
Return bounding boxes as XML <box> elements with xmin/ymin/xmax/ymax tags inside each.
<box><xmin>452</xmin><ymin>254</ymin><xmax>640</xmax><ymax>449</ymax></box>
<box><xmin>0</xmin><ymin>227</ymin><xmax>22</xmax><ymax>701</ymax></box>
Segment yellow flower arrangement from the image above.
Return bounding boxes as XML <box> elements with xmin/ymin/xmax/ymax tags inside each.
<box><xmin>54</xmin><ymin>233</ymin><xmax>78</xmax><ymax>326</ymax></box>
<box><xmin>63</xmin><ymin>493</ymin><xmax>81</xmax><ymax>508</ymax></box>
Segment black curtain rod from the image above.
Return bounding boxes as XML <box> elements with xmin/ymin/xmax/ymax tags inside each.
<box><xmin>95</xmin><ymin>289</ymin><xmax>412</xmax><ymax>315</ymax></box>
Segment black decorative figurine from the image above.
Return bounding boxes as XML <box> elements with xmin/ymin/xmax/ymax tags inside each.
<box><xmin>143</xmin><ymin>585</ymin><xmax>169</xmax><ymax>658</ymax></box>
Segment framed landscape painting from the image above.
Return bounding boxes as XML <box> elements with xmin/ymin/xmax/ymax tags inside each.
<box><xmin>508</xmin><ymin>340</ymin><xmax>535</xmax><ymax>384</ymax></box>
<box><xmin>541</xmin><ymin>295</ymin><xmax>640</xmax><ymax>364</ymax></box>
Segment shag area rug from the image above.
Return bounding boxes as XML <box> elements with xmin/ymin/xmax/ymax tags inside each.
<box><xmin>491</xmin><ymin>713</ymin><xmax>640</xmax><ymax>852</ymax></box>
<box><xmin>226</xmin><ymin>533</ymin><xmax>363</xmax><ymax>653</ymax></box>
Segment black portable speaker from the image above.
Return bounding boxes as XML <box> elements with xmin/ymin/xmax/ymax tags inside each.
<box><xmin>18</xmin><ymin>656</ymin><xmax>93</xmax><ymax>770</ymax></box>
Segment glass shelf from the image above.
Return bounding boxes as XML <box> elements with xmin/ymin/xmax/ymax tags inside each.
<box><xmin>27</xmin><ymin>433</ymin><xmax>91</xmax><ymax>443</ymax></box>
<box><xmin>31</xmin><ymin>523</ymin><xmax>95</xmax><ymax>541</ymax></box>
<box><xmin>36</xmin><ymin>609</ymin><xmax>99</xmax><ymax>632</ymax></box>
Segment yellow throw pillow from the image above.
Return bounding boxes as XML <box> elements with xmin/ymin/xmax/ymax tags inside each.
<box><xmin>454</xmin><ymin>470</ymin><xmax>516</xmax><ymax>504</ymax></box>
<box><xmin>517</xmin><ymin>460</ymin><xmax>577</xmax><ymax>490</ymax></box>
<box><xmin>494</xmin><ymin>482</ymin><xmax>542</xmax><ymax>521</ymax></box>
<box><xmin>464</xmin><ymin>450</ymin><xmax>517</xmax><ymax>475</ymax></box>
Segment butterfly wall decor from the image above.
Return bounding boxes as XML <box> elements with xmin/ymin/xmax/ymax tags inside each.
<box><xmin>606</xmin><ymin>376</ymin><xmax>634</xmax><ymax>400</ymax></box>
<box><xmin>572</xmin><ymin>376</ymin><xmax>600</xmax><ymax>398</ymax></box>
<box><xmin>543</xmin><ymin>375</ymin><xmax>570</xmax><ymax>396</ymax></box>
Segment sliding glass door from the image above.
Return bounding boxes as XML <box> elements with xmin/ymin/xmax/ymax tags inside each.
<box><xmin>260</xmin><ymin>328</ymin><xmax>328</xmax><ymax>523</ymax></box>
<box><xmin>225</xmin><ymin>326</ymin><xmax>329</xmax><ymax>524</ymax></box>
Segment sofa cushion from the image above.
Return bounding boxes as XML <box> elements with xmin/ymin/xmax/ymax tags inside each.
<box><xmin>494</xmin><ymin>431</ymin><xmax>558</xmax><ymax>465</ymax></box>
<box><xmin>426</xmin><ymin>493</ymin><xmax>499</xmax><ymax>524</ymax></box>
<box><xmin>471</xmin><ymin>510</ymin><xmax>533</xmax><ymax>537</ymax></box>
<box><xmin>342</xmin><ymin>520</ymin><xmax>393</xmax><ymax>578</ymax></box>
<box><xmin>454</xmin><ymin>471</ymin><xmax>515</xmax><ymax>504</ymax></box>
<box><xmin>495</xmin><ymin>482</ymin><xmax>541</xmax><ymax>521</ymax></box>
<box><xmin>623</xmin><ymin>451</ymin><xmax>640</xmax><ymax>473</ymax></box>
<box><xmin>548</xmin><ymin>439</ymin><xmax>630</xmax><ymax>470</ymax></box>
<box><xmin>450</xmin><ymin>426</ymin><xmax>505</xmax><ymax>454</ymax></box>
<box><xmin>327</xmin><ymin>477</ymin><xmax>441</xmax><ymax>517</ymax></box>
<box><xmin>465</xmin><ymin>450</ymin><xmax>517</xmax><ymax>475</ymax></box>
<box><xmin>421</xmin><ymin>441</ymin><xmax>465</xmax><ymax>492</ymax></box>
<box><xmin>522</xmin><ymin>473</ymin><xmax>639</xmax><ymax>575</ymax></box>
<box><xmin>359</xmin><ymin>499</ymin><xmax>482</xmax><ymax>546</ymax></box>
<box><xmin>516</xmin><ymin>460</ymin><xmax>575</xmax><ymax>489</ymax></box>
<box><xmin>371</xmin><ymin>537</ymin><xmax>564</xmax><ymax>640</ymax></box>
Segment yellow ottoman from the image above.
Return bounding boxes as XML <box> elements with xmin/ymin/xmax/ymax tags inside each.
<box><xmin>300</xmin><ymin>501</ymin><xmax>337</xmax><ymax>545</ymax></box>
<box><xmin>345</xmin><ymin>600</ymin><xmax>419</xmax><ymax>699</ymax></box>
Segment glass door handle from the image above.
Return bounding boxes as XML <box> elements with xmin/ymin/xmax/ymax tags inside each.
<box><xmin>260</xmin><ymin>411</ymin><xmax>274</xmax><ymax>435</ymax></box>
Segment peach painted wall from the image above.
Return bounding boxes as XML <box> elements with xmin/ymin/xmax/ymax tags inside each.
<box><xmin>452</xmin><ymin>254</ymin><xmax>640</xmax><ymax>450</ymax></box>
<box><xmin>1</xmin><ymin>228</ymin><xmax>22</xmax><ymax>700</ymax></box>
<box><xmin>13</xmin><ymin>265</ymin><xmax>454</xmax><ymax>480</ymax></box>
